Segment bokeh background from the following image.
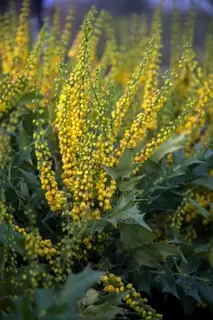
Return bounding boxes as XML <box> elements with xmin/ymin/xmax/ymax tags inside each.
<box><xmin>0</xmin><ymin>0</ymin><xmax>212</xmax><ymax>67</ymax></box>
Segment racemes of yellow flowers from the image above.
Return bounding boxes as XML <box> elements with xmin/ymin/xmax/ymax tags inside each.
<box><xmin>1</xmin><ymin>1</ymin><xmax>213</xmax><ymax>319</ymax></box>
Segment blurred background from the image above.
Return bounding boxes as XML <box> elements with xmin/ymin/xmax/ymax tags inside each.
<box><xmin>0</xmin><ymin>0</ymin><xmax>212</xmax><ymax>65</ymax></box>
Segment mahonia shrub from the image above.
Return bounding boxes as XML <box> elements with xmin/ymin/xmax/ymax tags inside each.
<box><xmin>1</xmin><ymin>1</ymin><xmax>213</xmax><ymax>319</ymax></box>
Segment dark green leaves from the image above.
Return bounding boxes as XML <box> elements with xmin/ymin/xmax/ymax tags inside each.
<box><xmin>59</xmin><ymin>266</ymin><xmax>103</xmax><ymax>313</ymax></box>
<box><xmin>133</xmin><ymin>244</ymin><xmax>183</xmax><ymax>268</ymax></box>
<box><xmin>18</xmin><ymin>169</ymin><xmax>40</xmax><ymax>189</ymax></box>
<box><xmin>119</xmin><ymin>223</ymin><xmax>154</xmax><ymax>250</ymax></box>
<box><xmin>3</xmin><ymin>268</ymin><xmax>103</xmax><ymax>320</ymax></box>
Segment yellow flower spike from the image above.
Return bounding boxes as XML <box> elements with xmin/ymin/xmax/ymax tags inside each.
<box><xmin>119</xmin><ymin>76</ymin><xmax>173</xmax><ymax>155</ymax></box>
<box><xmin>141</xmin><ymin>3</ymin><xmax>162</xmax><ymax>112</ymax></box>
<box><xmin>111</xmin><ymin>40</ymin><xmax>153</xmax><ymax>137</ymax></box>
<box><xmin>14</xmin><ymin>0</ymin><xmax>30</xmax><ymax>69</ymax></box>
<box><xmin>133</xmin><ymin>100</ymin><xmax>195</xmax><ymax>172</ymax></box>
<box><xmin>170</xmin><ymin>8</ymin><xmax>181</xmax><ymax>69</ymax></box>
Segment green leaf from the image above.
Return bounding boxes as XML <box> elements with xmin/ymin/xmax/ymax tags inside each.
<box><xmin>151</xmin><ymin>134</ymin><xmax>186</xmax><ymax>163</ymax></box>
<box><xmin>119</xmin><ymin>223</ymin><xmax>154</xmax><ymax>250</ymax></box>
<box><xmin>104</xmin><ymin>149</ymin><xmax>137</xmax><ymax>179</ymax></box>
<box><xmin>107</xmin><ymin>201</ymin><xmax>151</xmax><ymax>231</ymax></box>
<box><xmin>113</xmin><ymin>195</ymin><xmax>130</xmax><ymax>211</ymax></box>
<box><xmin>102</xmin><ymin>166</ymin><xmax>119</xmax><ymax>179</ymax></box>
<box><xmin>59</xmin><ymin>267</ymin><xmax>103</xmax><ymax>312</ymax></box>
<box><xmin>18</xmin><ymin>92</ymin><xmax>43</xmax><ymax>105</ymax></box>
<box><xmin>31</xmin><ymin>189</ymin><xmax>45</xmax><ymax>206</ymax></box>
<box><xmin>40</xmin><ymin>304</ymin><xmax>69</xmax><ymax>319</ymax></box>
<box><xmin>80</xmin><ymin>292</ymin><xmax>126</xmax><ymax>320</ymax></box>
<box><xmin>98</xmin><ymin>292</ymin><xmax>126</xmax><ymax>305</ymax></box>
<box><xmin>133</xmin><ymin>245</ymin><xmax>162</xmax><ymax>268</ymax></box>
<box><xmin>14</xmin><ymin>149</ymin><xmax>32</xmax><ymax>166</ymax></box>
<box><xmin>79</xmin><ymin>289</ymin><xmax>99</xmax><ymax>308</ymax></box>
<box><xmin>177</xmin><ymin>278</ymin><xmax>202</xmax><ymax>303</ymax></box>
<box><xmin>119</xmin><ymin>148</ymin><xmax>134</xmax><ymax>169</ymax></box>
<box><xmin>118</xmin><ymin>175</ymin><xmax>144</xmax><ymax>192</ymax></box>
<box><xmin>198</xmin><ymin>281</ymin><xmax>213</xmax><ymax>304</ymax></box>
<box><xmin>10</xmin><ymin>296</ymin><xmax>34</xmax><ymax>320</ymax></box>
<box><xmin>179</xmin><ymin>255</ymin><xmax>201</xmax><ymax>274</ymax></box>
<box><xmin>190</xmin><ymin>199</ymin><xmax>212</xmax><ymax>219</ymax></box>
<box><xmin>19</xmin><ymin>169</ymin><xmax>40</xmax><ymax>189</ymax></box>
<box><xmin>89</xmin><ymin>219</ymin><xmax>109</xmax><ymax>233</ymax></box>
<box><xmin>35</xmin><ymin>288</ymin><xmax>54</xmax><ymax>317</ymax></box>
<box><xmin>0</xmin><ymin>224</ymin><xmax>25</xmax><ymax>255</ymax></box>
<box><xmin>154</xmin><ymin>243</ymin><xmax>184</xmax><ymax>261</ymax></box>
<box><xmin>19</xmin><ymin>181</ymin><xmax>29</xmax><ymax>199</ymax></box>
<box><xmin>182</xmin><ymin>157</ymin><xmax>204</xmax><ymax>167</ymax></box>
<box><xmin>118</xmin><ymin>149</ymin><xmax>137</xmax><ymax>178</ymax></box>
<box><xmin>133</xmin><ymin>243</ymin><xmax>183</xmax><ymax>268</ymax></box>
<box><xmin>192</xmin><ymin>177</ymin><xmax>213</xmax><ymax>190</ymax></box>
<box><xmin>155</xmin><ymin>268</ymin><xmax>179</xmax><ymax>298</ymax></box>
<box><xmin>17</xmin><ymin>121</ymin><xmax>30</xmax><ymax>151</ymax></box>
<box><xmin>0</xmin><ymin>224</ymin><xmax>9</xmax><ymax>243</ymax></box>
<box><xmin>79</xmin><ymin>301</ymin><xmax>124</xmax><ymax>320</ymax></box>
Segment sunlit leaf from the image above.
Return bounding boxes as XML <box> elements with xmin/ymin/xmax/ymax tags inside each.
<box><xmin>59</xmin><ymin>267</ymin><xmax>103</xmax><ymax>313</ymax></box>
<box><xmin>151</xmin><ymin>134</ymin><xmax>186</xmax><ymax>163</ymax></box>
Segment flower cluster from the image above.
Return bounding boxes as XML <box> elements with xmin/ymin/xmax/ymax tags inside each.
<box><xmin>15</xmin><ymin>225</ymin><xmax>57</xmax><ymax>260</ymax></box>
<box><xmin>171</xmin><ymin>189</ymin><xmax>194</xmax><ymax>229</ymax></box>
<box><xmin>1</xmin><ymin>2</ymin><xmax>213</xmax><ymax>319</ymax></box>
<box><xmin>101</xmin><ymin>274</ymin><xmax>162</xmax><ymax>320</ymax></box>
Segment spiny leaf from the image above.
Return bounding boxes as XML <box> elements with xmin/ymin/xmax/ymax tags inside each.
<box><xmin>151</xmin><ymin>134</ymin><xmax>186</xmax><ymax>163</ymax></box>
<box><xmin>154</xmin><ymin>243</ymin><xmax>184</xmax><ymax>261</ymax></box>
<box><xmin>155</xmin><ymin>268</ymin><xmax>179</xmax><ymax>298</ymax></box>
<box><xmin>118</xmin><ymin>175</ymin><xmax>144</xmax><ymax>192</ymax></box>
<box><xmin>102</xmin><ymin>166</ymin><xmax>119</xmax><ymax>179</ymax></box>
<box><xmin>107</xmin><ymin>202</ymin><xmax>151</xmax><ymax>231</ymax></box>
<box><xmin>133</xmin><ymin>243</ymin><xmax>183</xmax><ymax>268</ymax></box>
<box><xmin>59</xmin><ymin>267</ymin><xmax>103</xmax><ymax>312</ymax></box>
<box><xmin>177</xmin><ymin>277</ymin><xmax>203</xmax><ymax>303</ymax></box>
<box><xmin>133</xmin><ymin>245</ymin><xmax>163</xmax><ymax>268</ymax></box>
<box><xmin>119</xmin><ymin>223</ymin><xmax>154</xmax><ymax>250</ymax></box>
